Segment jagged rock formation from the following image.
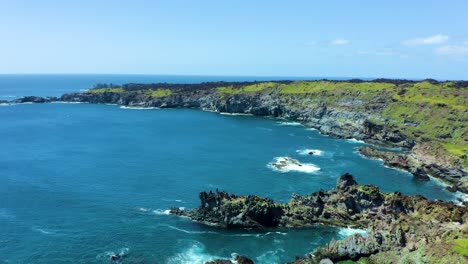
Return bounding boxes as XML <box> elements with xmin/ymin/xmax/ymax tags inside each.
<box><xmin>172</xmin><ymin>174</ymin><xmax>468</xmax><ymax>263</ymax></box>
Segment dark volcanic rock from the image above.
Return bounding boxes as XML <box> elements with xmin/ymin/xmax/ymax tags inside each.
<box><xmin>359</xmin><ymin>147</ymin><xmax>468</xmax><ymax>192</ymax></box>
<box><xmin>205</xmin><ymin>260</ymin><xmax>233</xmax><ymax>264</ymax></box>
<box><xmin>205</xmin><ymin>255</ymin><xmax>254</xmax><ymax>264</ymax></box>
<box><xmin>174</xmin><ymin>174</ymin><xmax>468</xmax><ymax>263</ymax></box>
<box><xmin>13</xmin><ymin>96</ymin><xmax>55</xmax><ymax>103</ymax></box>
<box><xmin>336</xmin><ymin>173</ymin><xmax>357</xmax><ymax>189</ymax></box>
<box><xmin>171</xmin><ymin>190</ymin><xmax>283</xmax><ymax>228</ymax></box>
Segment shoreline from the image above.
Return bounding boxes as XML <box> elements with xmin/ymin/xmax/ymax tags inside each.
<box><xmin>6</xmin><ymin>92</ymin><xmax>467</xmax><ymax>198</ymax></box>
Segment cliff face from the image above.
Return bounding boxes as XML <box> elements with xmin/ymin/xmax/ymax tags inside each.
<box><xmin>56</xmin><ymin>80</ymin><xmax>467</xmax><ymax>195</ymax></box>
<box><xmin>59</xmin><ymin>89</ymin><xmax>409</xmax><ymax>146</ymax></box>
<box><xmin>171</xmin><ymin>174</ymin><xmax>468</xmax><ymax>264</ymax></box>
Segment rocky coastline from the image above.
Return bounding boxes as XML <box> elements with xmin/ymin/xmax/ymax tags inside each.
<box><xmin>172</xmin><ymin>174</ymin><xmax>467</xmax><ymax>263</ymax></box>
<box><xmin>5</xmin><ymin>80</ymin><xmax>467</xmax><ymax>263</ymax></box>
<box><xmin>7</xmin><ymin>79</ymin><xmax>467</xmax><ymax>196</ymax></box>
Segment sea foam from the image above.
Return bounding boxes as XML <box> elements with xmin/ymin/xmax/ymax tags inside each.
<box><xmin>167</xmin><ymin>241</ymin><xmax>226</xmax><ymax>264</ymax></box>
<box><xmin>346</xmin><ymin>138</ymin><xmax>366</xmax><ymax>144</ymax></box>
<box><xmin>154</xmin><ymin>209</ymin><xmax>171</xmax><ymax>215</ymax></box>
<box><xmin>296</xmin><ymin>149</ymin><xmax>324</xmax><ymax>156</ymax></box>
<box><xmin>276</xmin><ymin>121</ymin><xmax>303</xmax><ymax>126</ymax></box>
<box><xmin>119</xmin><ymin>106</ymin><xmax>159</xmax><ymax>110</ymax></box>
<box><xmin>219</xmin><ymin>112</ymin><xmax>253</xmax><ymax>116</ymax></box>
<box><xmin>268</xmin><ymin>157</ymin><xmax>320</xmax><ymax>173</ymax></box>
<box><xmin>338</xmin><ymin>227</ymin><xmax>367</xmax><ymax>238</ymax></box>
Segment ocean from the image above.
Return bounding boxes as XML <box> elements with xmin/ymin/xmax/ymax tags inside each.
<box><xmin>0</xmin><ymin>75</ymin><xmax>458</xmax><ymax>263</ymax></box>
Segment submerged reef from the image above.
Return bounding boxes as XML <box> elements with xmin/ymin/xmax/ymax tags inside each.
<box><xmin>172</xmin><ymin>174</ymin><xmax>467</xmax><ymax>263</ymax></box>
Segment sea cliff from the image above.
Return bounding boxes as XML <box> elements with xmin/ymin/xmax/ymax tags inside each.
<box><xmin>41</xmin><ymin>79</ymin><xmax>468</xmax><ymax>195</ymax></box>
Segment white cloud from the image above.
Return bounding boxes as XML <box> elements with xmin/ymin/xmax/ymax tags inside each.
<box><xmin>435</xmin><ymin>44</ymin><xmax>468</xmax><ymax>55</ymax></box>
<box><xmin>403</xmin><ymin>34</ymin><xmax>449</xmax><ymax>46</ymax></box>
<box><xmin>331</xmin><ymin>39</ymin><xmax>349</xmax><ymax>45</ymax></box>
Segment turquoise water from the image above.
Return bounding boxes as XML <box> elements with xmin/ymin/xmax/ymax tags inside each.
<box><xmin>0</xmin><ymin>76</ymin><xmax>457</xmax><ymax>263</ymax></box>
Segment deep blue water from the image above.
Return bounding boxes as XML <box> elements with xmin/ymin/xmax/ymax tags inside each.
<box><xmin>0</xmin><ymin>75</ymin><xmax>458</xmax><ymax>263</ymax></box>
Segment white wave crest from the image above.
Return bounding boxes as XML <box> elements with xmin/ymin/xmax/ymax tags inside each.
<box><xmin>51</xmin><ymin>101</ymin><xmax>87</xmax><ymax>104</ymax></box>
<box><xmin>153</xmin><ymin>209</ymin><xmax>171</xmax><ymax>215</ymax></box>
<box><xmin>256</xmin><ymin>127</ymin><xmax>273</xmax><ymax>132</ymax></box>
<box><xmin>268</xmin><ymin>157</ymin><xmax>320</xmax><ymax>173</ymax></box>
<box><xmin>167</xmin><ymin>241</ymin><xmax>227</xmax><ymax>264</ymax></box>
<box><xmin>119</xmin><ymin>106</ymin><xmax>159</xmax><ymax>110</ymax></box>
<box><xmin>454</xmin><ymin>192</ymin><xmax>468</xmax><ymax>206</ymax></box>
<box><xmin>346</xmin><ymin>138</ymin><xmax>366</xmax><ymax>144</ymax></box>
<box><xmin>32</xmin><ymin>227</ymin><xmax>55</xmax><ymax>235</ymax></box>
<box><xmin>276</xmin><ymin>121</ymin><xmax>302</xmax><ymax>126</ymax></box>
<box><xmin>162</xmin><ymin>198</ymin><xmax>185</xmax><ymax>203</ymax></box>
<box><xmin>138</xmin><ymin>207</ymin><xmax>150</xmax><ymax>212</ymax></box>
<box><xmin>219</xmin><ymin>112</ymin><xmax>253</xmax><ymax>116</ymax></box>
<box><xmin>96</xmin><ymin>247</ymin><xmax>130</xmax><ymax>261</ymax></box>
<box><xmin>338</xmin><ymin>227</ymin><xmax>367</xmax><ymax>238</ymax></box>
<box><xmin>296</xmin><ymin>149</ymin><xmax>323</xmax><ymax>156</ymax></box>
<box><xmin>255</xmin><ymin>248</ymin><xmax>285</xmax><ymax>263</ymax></box>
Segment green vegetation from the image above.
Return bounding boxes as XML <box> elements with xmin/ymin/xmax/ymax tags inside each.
<box><xmin>452</xmin><ymin>238</ymin><xmax>468</xmax><ymax>256</ymax></box>
<box><xmin>216</xmin><ymin>80</ymin><xmax>467</xmax><ymax>164</ymax></box>
<box><xmin>88</xmin><ymin>87</ymin><xmax>125</xmax><ymax>93</ymax></box>
<box><xmin>217</xmin><ymin>82</ymin><xmax>278</xmax><ymax>95</ymax></box>
<box><xmin>382</xmin><ymin>81</ymin><xmax>467</xmax><ymax>162</ymax></box>
<box><xmin>279</xmin><ymin>81</ymin><xmax>395</xmax><ymax>100</ymax></box>
<box><xmin>145</xmin><ymin>89</ymin><xmax>173</xmax><ymax>98</ymax></box>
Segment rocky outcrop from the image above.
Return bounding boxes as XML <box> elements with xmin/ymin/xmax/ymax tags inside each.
<box><xmin>12</xmin><ymin>96</ymin><xmax>57</xmax><ymax>103</ymax></box>
<box><xmin>205</xmin><ymin>255</ymin><xmax>254</xmax><ymax>264</ymax></box>
<box><xmin>170</xmin><ymin>190</ymin><xmax>284</xmax><ymax>228</ymax></box>
<box><xmin>359</xmin><ymin>146</ymin><xmax>468</xmax><ymax>197</ymax></box>
<box><xmin>173</xmin><ymin>174</ymin><xmax>468</xmax><ymax>263</ymax></box>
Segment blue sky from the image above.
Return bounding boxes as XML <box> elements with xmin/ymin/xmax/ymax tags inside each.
<box><xmin>1</xmin><ymin>0</ymin><xmax>468</xmax><ymax>79</ymax></box>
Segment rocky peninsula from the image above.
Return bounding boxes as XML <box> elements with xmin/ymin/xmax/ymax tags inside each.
<box><xmin>172</xmin><ymin>174</ymin><xmax>467</xmax><ymax>263</ymax></box>
<box><xmin>10</xmin><ymin>79</ymin><xmax>466</xmax><ymax>195</ymax></box>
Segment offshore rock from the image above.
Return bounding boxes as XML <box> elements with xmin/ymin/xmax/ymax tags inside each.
<box><xmin>205</xmin><ymin>255</ymin><xmax>254</xmax><ymax>264</ymax></box>
<box><xmin>13</xmin><ymin>96</ymin><xmax>57</xmax><ymax>103</ymax></box>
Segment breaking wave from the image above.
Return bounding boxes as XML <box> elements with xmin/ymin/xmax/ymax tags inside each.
<box><xmin>346</xmin><ymin>138</ymin><xmax>366</xmax><ymax>144</ymax></box>
<box><xmin>153</xmin><ymin>209</ymin><xmax>171</xmax><ymax>215</ymax></box>
<box><xmin>167</xmin><ymin>240</ymin><xmax>227</xmax><ymax>264</ymax></box>
<box><xmin>119</xmin><ymin>106</ymin><xmax>159</xmax><ymax>110</ymax></box>
<box><xmin>276</xmin><ymin>121</ymin><xmax>302</xmax><ymax>126</ymax></box>
<box><xmin>268</xmin><ymin>157</ymin><xmax>320</xmax><ymax>173</ymax></box>
<box><xmin>338</xmin><ymin>227</ymin><xmax>367</xmax><ymax>238</ymax></box>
